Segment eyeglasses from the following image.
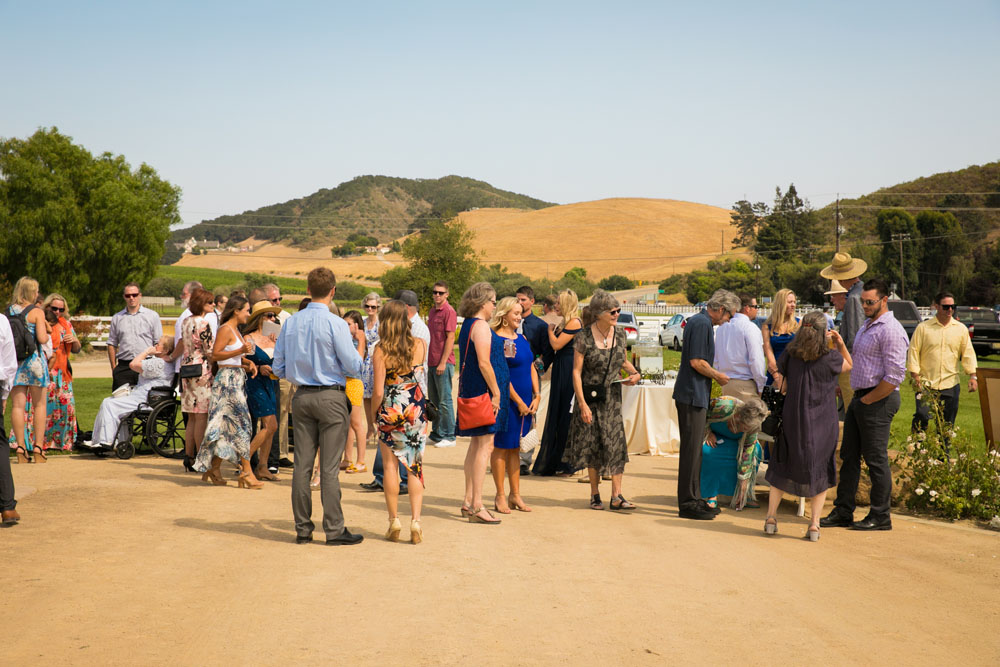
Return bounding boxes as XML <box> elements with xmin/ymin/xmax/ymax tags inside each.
<box><xmin>124</xmin><ymin>293</ymin><xmax>140</xmax><ymax>299</ymax></box>
<box><xmin>263</xmin><ymin>313</ymin><xmax>276</xmax><ymax>319</ymax></box>
<box><xmin>364</xmin><ymin>304</ymin><xmax>378</xmax><ymax>310</ymax></box>
<box><xmin>489</xmin><ymin>299</ymin><xmax>497</xmax><ymax>305</ymax></box>
<box><xmin>608</xmin><ymin>308</ymin><xmax>621</xmax><ymax>316</ymax></box>
<box><xmin>432</xmin><ymin>290</ymin><xmax>447</xmax><ymax>296</ymax></box>
<box><xmin>49</xmin><ymin>306</ymin><xmax>65</xmax><ymax>313</ymax></box>
<box><xmin>861</xmin><ymin>298</ymin><xmax>884</xmax><ymax>307</ymax></box>
<box><xmin>748</xmin><ymin>304</ymin><xmax>759</xmax><ymax>309</ymax></box>
<box><xmin>269</xmin><ymin>297</ymin><xmax>281</xmax><ymax>304</ymax></box>
<box><xmin>939</xmin><ymin>304</ymin><xmax>956</xmax><ymax>310</ymax></box>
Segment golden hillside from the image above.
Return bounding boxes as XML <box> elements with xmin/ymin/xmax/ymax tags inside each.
<box><xmin>457</xmin><ymin>198</ymin><xmax>747</xmax><ymax>281</ymax></box>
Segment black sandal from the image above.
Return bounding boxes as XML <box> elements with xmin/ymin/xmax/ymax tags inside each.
<box><xmin>590</xmin><ymin>493</ymin><xmax>604</xmax><ymax>510</ymax></box>
<box><xmin>610</xmin><ymin>494</ymin><xmax>636</xmax><ymax>511</ymax></box>
<box><xmin>13</xmin><ymin>446</ymin><xmax>30</xmax><ymax>464</ymax></box>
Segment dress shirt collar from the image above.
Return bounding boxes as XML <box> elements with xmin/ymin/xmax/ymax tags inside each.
<box><xmin>861</xmin><ymin>309</ymin><xmax>895</xmax><ymax>331</ymax></box>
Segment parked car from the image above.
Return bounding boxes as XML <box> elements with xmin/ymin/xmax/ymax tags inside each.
<box><xmin>658</xmin><ymin>312</ymin><xmax>696</xmax><ymax>350</ymax></box>
<box><xmin>616</xmin><ymin>311</ymin><xmax>639</xmax><ymax>347</ymax></box>
<box><xmin>887</xmin><ymin>300</ymin><xmax>922</xmax><ymax>339</ymax></box>
<box><xmin>955</xmin><ymin>306</ymin><xmax>1000</xmax><ymax>357</ymax></box>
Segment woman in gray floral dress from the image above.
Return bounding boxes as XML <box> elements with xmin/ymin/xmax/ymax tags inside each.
<box><xmin>564</xmin><ymin>290</ymin><xmax>641</xmax><ymax>510</ymax></box>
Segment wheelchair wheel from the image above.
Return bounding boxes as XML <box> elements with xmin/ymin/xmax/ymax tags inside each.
<box><xmin>114</xmin><ymin>439</ymin><xmax>135</xmax><ymax>460</ymax></box>
<box><xmin>146</xmin><ymin>400</ymin><xmax>186</xmax><ymax>459</ymax></box>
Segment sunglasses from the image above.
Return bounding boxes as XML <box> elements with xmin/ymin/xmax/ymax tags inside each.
<box><xmin>364</xmin><ymin>304</ymin><xmax>378</xmax><ymax>310</ymax></box>
<box><xmin>861</xmin><ymin>298</ymin><xmax>884</xmax><ymax>307</ymax></box>
<box><xmin>269</xmin><ymin>297</ymin><xmax>281</xmax><ymax>304</ymax></box>
<box><xmin>124</xmin><ymin>293</ymin><xmax>140</xmax><ymax>298</ymax></box>
<box><xmin>748</xmin><ymin>304</ymin><xmax>759</xmax><ymax>309</ymax></box>
<box><xmin>939</xmin><ymin>304</ymin><xmax>956</xmax><ymax>310</ymax></box>
<box><xmin>49</xmin><ymin>306</ymin><xmax>65</xmax><ymax>313</ymax></box>
<box><xmin>263</xmin><ymin>313</ymin><xmax>276</xmax><ymax>319</ymax></box>
<box><xmin>608</xmin><ymin>308</ymin><xmax>621</xmax><ymax>316</ymax></box>
<box><xmin>432</xmin><ymin>290</ymin><xmax>447</xmax><ymax>296</ymax></box>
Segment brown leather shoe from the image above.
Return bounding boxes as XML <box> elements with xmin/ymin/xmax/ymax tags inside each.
<box><xmin>1</xmin><ymin>509</ymin><xmax>20</xmax><ymax>526</ymax></box>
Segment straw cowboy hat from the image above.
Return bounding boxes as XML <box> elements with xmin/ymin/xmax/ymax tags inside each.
<box><xmin>820</xmin><ymin>252</ymin><xmax>867</xmax><ymax>281</ymax></box>
<box><xmin>245</xmin><ymin>300</ymin><xmax>283</xmax><ymax>330</ymax></box>
<box><xmin>824</xmin><ymin>279</ymin><xmax>848</xmax><ymax>295</ymax></box>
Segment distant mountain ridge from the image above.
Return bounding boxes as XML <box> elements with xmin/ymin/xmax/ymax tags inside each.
<box><xmin>175</xmin><ymin>175</ymin><xmax>554</xmax><ymax>248</ymax></box>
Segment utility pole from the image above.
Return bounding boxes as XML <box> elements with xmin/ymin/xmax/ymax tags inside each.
<box><xmin>835</xmin><ymin>195</ymin><xmax>841</xmax><ymax>253</ymax></box>
<box><xmin>892</xmin><ymin>232</ymin><xmax>911</xmax><ymax>299</ymax></box>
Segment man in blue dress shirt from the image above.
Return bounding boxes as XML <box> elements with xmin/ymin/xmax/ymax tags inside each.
<box><xmin>274</xmin><ymin>268</ymin><xmax>365</xmax><ymax>546</ymax></box>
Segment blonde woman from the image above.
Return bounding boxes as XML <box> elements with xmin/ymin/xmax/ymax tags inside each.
<box><xmin>7</xmin><ymin>277</ymin><xmax>50</xmax><ymax>463</ymax></box>
<box><xmin>490</xmin><ymin>297</ymin><xmax>539</xmax><ymax>513</ymax></box>
<box><xmin>762</xmin><ymin>288</ymin><xmax>799</xmax><ymax>387</ymax></box>
<box><xmin>372</xmin><ymin>300</ymin><xmax>428</xmax><ymax>543</ymax></box>
<box><xmin>361</xmin><ymin>292</ymin><xmax>382</xmax><ymax>444</ymax></box>
<box><xmin>532</xmin><ymin>289</ymin><xmax>583</xmax><ymax>476</ymax></box>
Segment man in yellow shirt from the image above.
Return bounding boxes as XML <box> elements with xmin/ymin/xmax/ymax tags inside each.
<box><xmin>906</xmin><ymin>291</ymin><xmax>977</xmax><ymax>446</ymax></box>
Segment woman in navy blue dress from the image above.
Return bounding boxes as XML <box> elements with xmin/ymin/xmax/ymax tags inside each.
<box><xmin>457</xmin><ymin>282</ymin><xmax>509</xmax><ymax>524</ymax></box>
<box><xmin>242</xmin><ymin>301</ymin><xmax>283</xmax><ymax>481</ymax></box>
<box><xmin>490</xmin><ymin>297</ymin><xmax>539</xmax><ymax>513</ymax></box>
<box><xmin>532</xmin><ymin>289</ymin><xmax>582</xmax><ymax>476</ymax></box>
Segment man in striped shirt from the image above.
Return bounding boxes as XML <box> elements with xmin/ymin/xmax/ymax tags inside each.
<box><xmin>821</xmin><ymin>278</ymin><xmax>908</xmax><ymax>532</ymax></box>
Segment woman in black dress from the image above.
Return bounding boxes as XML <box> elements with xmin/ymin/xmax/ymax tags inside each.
<box><xmin>532</xmin><ymin>289</ymin><xmax>582</xmax><ymax>476</ymax></box>
<box><xmin>764</xmin><ymin>311</ymin><xmax>852</xmax><ymax>541</ymax></box>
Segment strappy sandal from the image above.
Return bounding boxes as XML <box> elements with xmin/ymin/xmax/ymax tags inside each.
<box><xmin>590</xmin><ymin>493</ymin><xmax>604</xmax><ymax>510</ymax></box>
<box><xmin>609</xmin><ymin>495</ymin><xmax>636</xmax><ymax>511</ymax></box>
<box><xmin>764</xmin><ymin>516</ymin><xmax>778</xmax><ymax>535</ymax></box>
<box><xmin>32</xmin><ymin>447</ymin><xmax>47</xmax><ymax>463</ymax></box>
<box><xmin>13</xmin><ymin>446</ymin><xmax>30</xmax><ymax>464</ymax></box>
<box><xmin>805</xmin><ymin>525</ymin><xmax>820</xmax><ymax>542</ymax></box>
<box><xmin>460</xmin><ymin>505</ymin><xmax>473</xmax><ymax>517</ymax></box>
<box><xmin>468</xmin><ymin>507</ymin><xmax>501</xmax><ymax>524</ymax></box>
<box><xmin>346</xmin><ymin>462</ymin><xmax>367</xmax><ymax>474</ymax></box>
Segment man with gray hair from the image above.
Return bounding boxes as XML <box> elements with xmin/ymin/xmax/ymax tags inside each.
<box><xmin>673</xmin><ymin>289</ymin><xmax>738</xmax><ymax>520</ymax></box>
<box><xmin>714</xmin><ymin>292</ymin><xmax>766</xmax><ymax>404</ymax></box>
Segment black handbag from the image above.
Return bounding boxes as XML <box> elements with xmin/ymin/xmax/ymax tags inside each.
<box><xmin>758</xmin><ymin>382</ymin><xmax>785</xmax><ymax>442</ymax></box>
<box><xmin>179</xmin><ymin>363</ymin><xmax>203</xmax><ymax>379</ymax></box>
<box><xmin>581</xmin><ymin>337</ymin><xmax>616</xmax><ymax>405</ymax></box>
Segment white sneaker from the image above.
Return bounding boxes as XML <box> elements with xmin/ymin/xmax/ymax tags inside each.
<box><xmin>433</xmin><ymin>439</ymin><xmax>456</xmax><ymax>448</ymax></box>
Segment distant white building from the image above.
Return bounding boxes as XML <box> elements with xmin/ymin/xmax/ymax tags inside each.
<box><xmin>176</xmin><ymin>237</ymin><xmax>221</xmax><ymax>253</ymax></box>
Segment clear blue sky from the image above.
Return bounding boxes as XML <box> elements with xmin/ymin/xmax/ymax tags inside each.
<box><xmin>3</xmin><ymin>0</ymin><xmax>998</xmax><ymax>228</ymax></box>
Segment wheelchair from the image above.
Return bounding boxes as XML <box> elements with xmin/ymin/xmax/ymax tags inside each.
<box><xmin>111</xmin><ymin>385</ymin><xmax>186</xmax><ymax>460</ymax></box>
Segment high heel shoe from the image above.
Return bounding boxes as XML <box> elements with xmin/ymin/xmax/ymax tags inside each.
<box><xmin>32</xmin><ymin>447</ymin><xmax>47</xmax><ymax>463</ymax></box>
<box><xmin>386</xmin><ymin>516</ymin><xmax>401</xmax><ymax>542</ymax></box>
<box><xmin>460</xmin><ymin>505</ymin><xmax>473</xmax><ymax>517</ymax></box>
<box><xmin>202</xmin><ymin>470</ymin><xmax>228</xmax><ymax>486</ymax></box>
<box><xmin>237</xmin><ymin>472</ymin><xmax>263</xmax><ymax>490</ymax></box>
<box><xmin>13</xmin><ymin>446</ymin><xmax>30</xmax><ymax>464</ymax></box>
<box><xmin>493</xmin><ymin>495</ymin><xmax>511</xmax><ymax>514</ymax></box>
<box><xmin>508</xmin><ymin>494</ymin><xmax>532</xmax><ymax>512</ymax></box>
<box><xmin>256</xmin><ymin>468</ymin><xmax>279</xmax><ymax>481</ymax></box>
<box><xmin>410</xmin><ymin>519</ymin><xmax>422</xmax><ymax>544</ymax></box>
<box><xmin>764</xmin><ymin>516</ymin><xmax>778</xmax><ymax>535</ymax></box>
<box><xmin>805</xmin><ymin>526</ymin><xmax>820</xmax><ymax>542</ymax></box>
<box><xmin>183</xmin><ymin>456</ymin><xmax>196</xmax><ymax>472</ymax></box>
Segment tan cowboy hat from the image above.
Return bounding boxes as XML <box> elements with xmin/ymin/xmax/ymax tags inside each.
<box><xmin>824</xmin><ymin>279</ymin><xmax>848</xmax><ymax>295</ymax></box>
<box><xmin>245</xmin><ymin>300</ymin><xmax>282</xmax><ymax>330</ymax></box>
<box><xmin>820</xmin><ymin>252</ymin><xmax>867</xmax><ymax>280</ymax></box>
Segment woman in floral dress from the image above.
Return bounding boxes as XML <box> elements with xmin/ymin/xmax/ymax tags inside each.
<box><xmin>180</xmin><ymin>288</ymin><xmax>217</xmax><ymax>471</ymax></box>
<box><xmin>7</xmin><ymin>277</ymin><xmax>50</xmax><ymax>463</ymax></box>
<box><xmin>373</xmin><ymin>300</ymin><xmax>428</xmax><ymax>544</ymax></box>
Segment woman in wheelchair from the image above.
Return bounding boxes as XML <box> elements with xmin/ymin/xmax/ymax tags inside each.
<box><xmin>91</xmin><ymin>337</ymin><xmax>176</xmax><ymax>449</ymax></box>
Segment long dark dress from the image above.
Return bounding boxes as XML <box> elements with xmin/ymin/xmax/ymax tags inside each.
<box><xmin>563</xmin><ymin>330</ymin><xmax>628</xmax><ymax>475</ymax></box>
<box><xmin>494</xmin><ymin>334</ymin><xmax>533</xmax><ymax>449</ymax></box>
<box><xmin>456</xmin><ymin>318</ymin><xmax>510</xmax><ymax>437</ymax></box>
<box><xmin>532</xmin><ymin>324</ymin><xmax>581</xmax><ymax>475</ymax></box>
<box><xmin>765</xmin><ymin>348</ymin><xmax>843</xmax><ymax>497</ymax></box>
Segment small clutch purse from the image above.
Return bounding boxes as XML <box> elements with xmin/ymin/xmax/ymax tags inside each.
<box><xmin>179</xmin><ymin>363</ymin><xmax>204</xmax><ymax>379</ymax></box>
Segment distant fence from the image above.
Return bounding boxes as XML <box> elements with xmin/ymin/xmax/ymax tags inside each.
<box><xmin>71</xmin><ymin>316</ymin><xmax>179</xmax><ymax>350</ymax></box>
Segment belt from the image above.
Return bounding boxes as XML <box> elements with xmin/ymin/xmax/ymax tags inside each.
<box><xmin>854</xmin><ymin>386</ymin><xmax>877</xmax><ymax>397</ymax></box>
<box><xmin>299</xmin><ymin>385</ymin><xmax>346</xmax><ymax>391</ymax></box>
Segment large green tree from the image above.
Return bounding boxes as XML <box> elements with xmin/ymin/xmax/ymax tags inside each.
<box><xmin>0</xmin><ymin>128</ymin><xmax>180</xmax><ymax>314</ymax></box>
<box><xmin>380</xmin><ymin>219</ymin><xmax>481</xmax><ymax>308</ymax></box>
<box><xmin>915</xmin><ymin>210</ymin><xmax>968</xmax><ymax>302</ymax></box>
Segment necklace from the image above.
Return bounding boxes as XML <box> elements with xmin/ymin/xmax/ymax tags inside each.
<box><xmin>595</xmin><ymin>324</ymin><xmax>613</xmax><ymax>348</ymax></box>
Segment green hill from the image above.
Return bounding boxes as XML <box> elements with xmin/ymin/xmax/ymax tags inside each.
<box><xmin>817</xmin><ymin>160</ymin><xmax>1000</xmax><ymax>243</ymax></box>
<box><xmin>175</xmin><ymin>175</ymin><xmax>554</xmax><ymax>248</ymax></box>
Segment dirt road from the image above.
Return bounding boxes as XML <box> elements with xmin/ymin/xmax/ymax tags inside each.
<box><xmin>4</xmin><ymin>446</ymin><xmax>998</xmax><ymax>665</ymax></box>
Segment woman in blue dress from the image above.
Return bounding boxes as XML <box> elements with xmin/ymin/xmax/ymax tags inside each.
<box><xmin>762</xmin><ymin>288</ymin><xmax>800</xmax><ymax>387</ymax></box>
<box><xmin>456</xmin><ymin>282</ymin><xmax>509</xmax><ymax>525</ymax></box>
<box><xmin>699</xmin><ymin>396</ymin><xmax>769</xmax><ymax>510</ymax></box>
<box><xmin>490</xmin><ymin>297</ymin><xmax>539</xmax><ymax>514</ymax></box>
<box><xmin>242</xmin><ymin>301</ymin><xmax>283</xmax><ymax>481</ymax></box>
<box><xmin>532</xmin><ymin>289</ymin><xmax>582</xmax><ymax>476</ymax></box>
<box><xmin>7</xmin><ymin>277</ymin><xmax>50</xmax><ymax>463</ymax></box>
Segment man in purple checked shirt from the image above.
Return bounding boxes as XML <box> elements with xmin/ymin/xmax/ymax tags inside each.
<box><xmin>821</xmin><ymin>278</ymin><xmax>908</xmax><ymax>532</ymax></box>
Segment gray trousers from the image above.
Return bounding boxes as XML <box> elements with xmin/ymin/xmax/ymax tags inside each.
<box><xmin>0</xmin><ymin>410</ymin><xmax>15</xmax><ymax>512</ymax></box>
<box><xmin>291</xmin><ymin>387</ymin><xmax>351</xmax><ymax>538</ymax></box>
<box><xmin>675</xmin><ymin>401</ymin><xmax>708</xmax><ymax>509</ymax></box>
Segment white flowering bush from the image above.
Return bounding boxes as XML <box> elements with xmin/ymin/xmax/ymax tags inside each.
<box><xmin>895</xmin><ymin>385</ymin><xmax>1000</xmax><ymax>521</ymax></box>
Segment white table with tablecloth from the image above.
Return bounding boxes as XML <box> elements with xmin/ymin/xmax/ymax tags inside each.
<box><xmin>622</xmin><ymin>381</ymin><xmax>679</xmax><ymax>455</ymax></box>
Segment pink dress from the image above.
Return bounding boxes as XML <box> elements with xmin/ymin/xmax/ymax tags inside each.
<box><xmin>181</xmin><ymin>316</ymin><xmax>214</xmax><ymax>413</ymax></box>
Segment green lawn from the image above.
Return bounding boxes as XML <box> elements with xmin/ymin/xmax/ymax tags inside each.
<box><xmin>156</xmin><ymin>265</ymin><xmax>308</xmax><ymax>295</ymax></box>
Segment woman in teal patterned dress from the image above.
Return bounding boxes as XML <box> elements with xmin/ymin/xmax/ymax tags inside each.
<box><xmin>7</xmin><ymin>277</ymin><xmax>50</xmax><ymax>463</ymax></box>
<box><xmin>373</xmin><ymin>300</ymin><xmax>429</xmax><ymax>544</ymax></box>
